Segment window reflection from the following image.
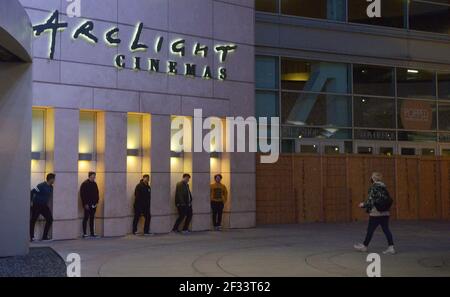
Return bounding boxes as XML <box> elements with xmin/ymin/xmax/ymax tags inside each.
<box><xmin>281</xmin><ymin>0</ymin><xmax>346</xmax><ymax>21</ymax></box>
<box><xmin>256</xmin><ymin>0</ymin><xmax>279</xmax><ymax>13</ymax></box>
<box><xmin>282</xmin><ymin>92</ymin><xmax>352</xmax><ymax>127</ymax></box>
<box><xmin>397</xmin><ymin>68</ymin><xmax>436</xmax><ymax>99</ymax></box>
<box><xmin>281</xmin><ymin>58</ymin><xmax>350</xmax><ymax>93</ymax></box>
<box><xmin>438</xmin><ymin>73</ymin><xmax>450</xmax><ymax>100</ymax></box>
<box><xmin>354</xmin><ymin>97</ymin><xmax>395</xmax><ymax>129</ymax></box>
<box><xmin>409</xmin><ymin>1</ymin><xmax>450</xmax><ymax>34</ymax></box>
<box><xmin>256</xmin><ymin>56</ymin><xmax>279</xmax><ymax>89</ymax></box>
<box><xmin>438</xmin><ymin>102</ymin><xmax>450</xmax><ymax>131</ymax></box>
<box><xmin>353</xmin><ymin>64</ymin><xmax>394</xmax><ymax>96</ymax></box>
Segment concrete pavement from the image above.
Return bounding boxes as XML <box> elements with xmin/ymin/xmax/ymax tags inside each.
<box><xmin>33</xmin><ymin>221</ymin><xmax>450</xmax><ymax>277</ymax></box>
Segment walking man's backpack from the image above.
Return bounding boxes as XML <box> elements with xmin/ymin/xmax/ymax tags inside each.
<box><xmin>373</xmin><ymin>184</ymin><xmax>393</xmax><ymax>212</ymax></box>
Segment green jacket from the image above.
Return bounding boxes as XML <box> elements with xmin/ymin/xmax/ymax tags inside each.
<box><xmin>175</xmin><ymin>181</ymin><xmax>192</xmax><ymax>207</ymax></box>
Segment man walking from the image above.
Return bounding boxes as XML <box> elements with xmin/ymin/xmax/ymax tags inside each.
<box><xmin>133</xmin><ymin>174</ymin><xmax>152</xmax><ymax>236</ymax></box>
<box><xmin>80</xmin><ymin>171</ymin><xmax>100</xmax><ymax>238</ymax></box>
<box><xmin>210</xmin><ymin>174</ymin><xmax>228</xmax><ymax>231</ymax></box>
<box><xmin>354</xmin><ymin>172</ymin><xmax>395</xmax><ymax>254</ymax></box>
<box><xmin>30</xmin><ymin>173</ymin><xmax>56</xmax><ymax>242</ymax></box>
<box><xmin>172</xmin><ymin>173</ymin><xmax>193</xmax><ymax>234</ymax></box>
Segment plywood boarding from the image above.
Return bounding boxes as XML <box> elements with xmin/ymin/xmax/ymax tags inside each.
<box><xmin>256</xmin><ymin>154</ymin><xmax>450</xmax><ymax>225</ymax></box>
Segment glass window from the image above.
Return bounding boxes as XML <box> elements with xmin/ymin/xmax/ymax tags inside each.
<box><xmin>438</xmin><ymin>72</ymin><xmax>450</xmax><ymax>100</ymax></box>
<box><xmin>380</xmin><ymin>147</ymin><xmax>394</xmax><ymax>156</ymax></box>
<box><xmin>256</xmin><ymin>0</ymin><xmax>279</xmax><ymax>13</ymax></box>
<box><xmin>256</xmin><ymin>91</ymin><xmax>279</xmax><ymax>118</ymax></box>
<box><xmin>439</xmin><ymin>133</ymin><xmax>450</xmax><ymax>142</ymax></box>
<box><xmin>79</xmin><ymin>111</ymin><xmax>96</xmax><ymax>156</ymax></box>
<box><xmin>281</xmin><ymin>58</ymin><xmax>350</xmax><ymax>93</ymax></box>
<box><xmin>282</xmin><ymin>92</ymin><xmax>352</xmax><ymax>127</ymax></box>
<box><xmin>281</xmin><ymin>139</ymin><xmax>295</xmax><ymax>153</ymax></box>
<box><xmin>354</xmin><ymin>129</ymin><xmax>396</xmax><ymax>141</ymax></box>
<box><xmin>422</xmin><ymin>148</ymin><xmax>436</xmax><ymax>156</ymax></box>
<box><xmin>397</xmin><ymin>68</ymin><xmax>436</xmax><ymax>99</ymax></box>
<box><xmin>354</xmin><ymin>97</ymin><xmax>396</xmax><ymax>129</ymax></box>
<box><xmin>401</xmin><ymin>147</ymin><xmax>416</xmax><ymax>155</ymax></box>
<box><xmin>282</xmin><ymin>126</ymin><xmax>352</xmax><ymax>139</ymax></box>
<box><xmin>398</xmin><ymin>131</ymin><xmax>437</xmax><ymax>142</ymax></box>
<box><xmin>281</xmin><ymin>0</ymin><xmax>346</xmax><ymax>21</ymax></box>
<box><xmin>409</xmin><ymin>1</ymin><xmax>450</xmax><ymax>34</ymax></box>
<box><xmin>300</xmin><ymin>144</ymin><xmax>319</xmax><ymax>154</ymax></box>
<box><xmin>324</xmin><ymin>145</ymin><xmax>341</xmax><ymax>154</ymax></box>
<box><xmin>256</xmin><ymin>56</ymin><xmax>279</xmax><ymax>89</ymax></box>
<box><xmin>348</xmin><ymin>0</ymin><xmax>406</xmax><ymax>28</ymax></box>
<box><xmin>442</xmin><ymin>148</ymin><xmax>450</xmax><ymax>156</ymax></box>
<box><xmin>438</xmin><ymin>102</ymin><xmax>450</xmax><ymax>131</ymax></box>
<box><xmin>32</xmin><ymin>109</ymin><xmax>45</xmax><ymax>155</ymax></box>
<box><xmin>357</xmin><ymin>146</ymin><xmax>374</xmax><ymax>154</ymax></box>
<box><xmin>398</xmin><ymin>99</ymin><xmax>436</xmax><ymax>130</ymax></box>
<box><xmin>353</xmin><ymin>64</ymin><xmax>395</xmax><ymax>96</ymax></box>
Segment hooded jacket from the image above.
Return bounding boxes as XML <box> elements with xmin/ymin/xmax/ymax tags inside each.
<box><xmin>134</xmin><ymin>180</ymin><xmax>151</xmax><ymax>210</ymax></box>
<box><xmin>80</xmin><ymin>179</ymin><xmax>100</xmax><ymax>206</ymax></box>
<box><xmin>31</xmin><ymin>182</ymin><xmax>53</xmax><ymax>205</ymax></box>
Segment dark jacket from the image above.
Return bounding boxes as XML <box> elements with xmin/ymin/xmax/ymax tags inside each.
<box><xmin>363</xmin><ymin>181</ymin><xmax>389</xmax><ymax>214</ymax></box>
<box><xmin>31</xmin><ymin>182</ymin><xmax>53</xmax><ymax>205</ymax></box>
<box><xmin>80</xmin><ymin>180</ymin><xmax>99</xmax><ymax>206</ymax></box>
<box><xmin>175</xmin><ymin>181</ymin><xmax>192</xmax><ymax>207</ymax></box>
<box><xmin>134</xmin><ymin>180</ymin><xmax>151</xmax><ymax>210</ymax></box>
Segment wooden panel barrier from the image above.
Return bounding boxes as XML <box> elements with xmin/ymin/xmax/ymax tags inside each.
<box><xmin>256</xmin><ymin>154</ymin><xmax>450</xmax><ymax>225</ymax></box>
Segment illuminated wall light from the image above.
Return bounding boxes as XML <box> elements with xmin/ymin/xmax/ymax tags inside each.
<box><xmin>78</xmin><ymin>153</ymin><xmax>93</xmax><ymax>161</ymax></box>
<box><xmin>170</xmin><ymin>151</ymin><xmax>184</xmax><ymax>158</ymax></box>
<box><xmin>407</xmin><ymin>69</ymin><xmax>419</xmax><ymax>74</ymax></box>
<box><xmin>79</xmin><ymin>111</ymin><xmax>96</xmax><ymax>161</ymax></box>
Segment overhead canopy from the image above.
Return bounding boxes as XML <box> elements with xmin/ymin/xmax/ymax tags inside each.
<box><xmin>0</xmin><ymin>0</ymin><xmax>32</xmax><ymax>62</ymax></box>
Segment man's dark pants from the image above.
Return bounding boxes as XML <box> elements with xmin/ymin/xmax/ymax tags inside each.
<box><xmin>133</xmin><ymin>207</ymin><xmax>151</xmax><ymax>234</ymax></box>
<box><xmin>30</xmin><ymin>203</ymin><xmax>53</xmax><ymax>239</ymax></box>
<box><xmin>363</xmin><ymin>216</ymin><xmax>394</xmax><ymax>246</ymax></box>
<box><xmin>211</xmin><ymin>201</ymin><xmax>224</xmax><ymax>227</ymax></box>
<box><xmin>173</xmin><ymin>205</ymin><xmax>193</xmax><ymax>231</ymax></box>
<box><xmin>83</xmin><ymin>206</ymin><xmax>97</xmax><ymax>235</ymax></box>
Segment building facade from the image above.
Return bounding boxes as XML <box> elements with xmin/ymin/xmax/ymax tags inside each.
<box><xmin>255</xmin><ymin>0</ymin><xmax>450</xmax><ymax>156</ymax></box>
<box><xmin>0</xmin><ymin>0</ymin><xmax>32</xmax><ymax>257</ymax></box>
<box><xmin>24</xmin><ymin>0</ymin><xmax>256</xmax><ymax>240</ymax></box>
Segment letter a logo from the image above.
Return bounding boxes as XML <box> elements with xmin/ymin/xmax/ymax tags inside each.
<box><xmin>366</xmin><ymin>253</ymin><xmax>381</xmax><ymax>277</ymax></box>
<box><xmin>366</xmin><ymin>0</ymin><xmax>381</xmax><ymax>18</ymax></box>
<box><xmin>66</xmin><ymin>0</ymin><xmax>81</xmax><ymax>18</ymax></box>
<box><xmin>66</xmin><ymin>253</ymin><xmax>81</xmax><ymax>277</ymax></box>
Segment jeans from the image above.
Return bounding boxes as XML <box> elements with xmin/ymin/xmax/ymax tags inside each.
<box><xmin>133</xmin><ymin>207</ymin><xmax>151</xmax><ymax>234</ymax></box>
<box><xmin>82</xmin><ymin>206</ymin><xmax>97</xmax><ymax>235</ymax></box>
<box><xmin>30</xmin><ymin>203</ymin><xmax>53</xmax><ymax>239</ymax></box>
<box><xmin>211</xmin><ymin>201</ymin><xmax>224</xmax><ymax>227</ymax></box>
<box><xmin>363</xmin><ymin>216</ymin><xmax>394</xmax><ymax>246</ymax></box>
<box><xmin>173</xmin><ymin>205</ymin><xmax>193</xmax><ymax>231</ymax></box>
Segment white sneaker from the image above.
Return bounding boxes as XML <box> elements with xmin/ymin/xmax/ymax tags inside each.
<box><xmin>82</xmin><ymin>234</ymin><xmax>89</xmax><ymax>239</ymax></box>
<box><xmin>353</xmin><ymin>243</ymin><xmax>368</xmax><ymax>252</ymax></box>
<box><xmin>383</xmin><ymin>246</ymin><xmax>396</xmax><ymax>255</ymax></box>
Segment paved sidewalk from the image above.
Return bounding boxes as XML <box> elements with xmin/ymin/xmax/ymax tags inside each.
<box><xmin>33</xmin><ymin>221</ymin><xmax>450</xmax><ymax>277</ymax></box>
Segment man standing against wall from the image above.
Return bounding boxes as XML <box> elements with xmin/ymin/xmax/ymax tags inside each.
<box><xmin>80</xmin><ymin>172</ymin><xmax>99</xmax><ymax>238</ymax></box>
<box><xmin>172</xmin><ymin>174</ymin><xmax>193</xmax><ymax>234</ymax></box>
<box><xmin>210</xmin><ymin>174</ymin><xmax>228</xmax><ymax>231</ymax></box>
<box><xmin>132</xmin><ymin>174</ymin><xmax>152</xmax><ymax>236</ymax></box>
<box><xmin>30</xmin><ymin>173</ymin><xmax>55</xmax><ymax>242</ymax></box>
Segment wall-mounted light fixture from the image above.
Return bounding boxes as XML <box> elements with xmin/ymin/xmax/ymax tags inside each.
<box><xmin>170</xmin><ymin>150</ymin><xmax>184</xmax><ymax>158</ymax></box>
<box><xmin>31</xmin><ymin>152</ymin><xmax>45</xmax><ymax>160</ymax></box>
<box><xmin>210</xmin><ymin>151</ymin><xmax>221</xmax><ymax>159</ymax></box>
<box><xmin>78</xmin><ymin>153</ymin><xmax>94</xmax><ymax>161</ymax></box>
<box><xmin>127</xmin><ymin>148</ymin><xmax>141</xmax><ymax>157</ymax></box>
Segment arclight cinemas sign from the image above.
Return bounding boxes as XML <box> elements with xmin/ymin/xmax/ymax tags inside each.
<box><xmin>33</xmin><ymin>10</ymin><xmax>237</xmax><ymax>80</ymax></box>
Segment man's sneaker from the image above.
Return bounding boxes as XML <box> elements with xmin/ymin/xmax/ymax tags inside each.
<box><xmin>382</xmin><ymin>246</ymin><xmax>396</xmax><ymax>255</ymax></box>
<box><xmin>217</xmin><ymin>226</ymin><xmax>223</xmax><ymax>231</ymax></box>
<box><xmin>353</xmin><ymin>243</ymin><xmax>368</xmax><ymax>252</ymax></box>
<box><xmin>41</xmin><ymin>237</ymin><xmax>53</xmax><ymax>242</ymax></box>
<box><xmin>82</xmin><ymin>234</ymin><xmax>89</xmax><ymax>239</ymax></box>
<box><xmin>30</xmin><ymin>237</ymin><xmax>35</xmax><ymax>243</ymax></box>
